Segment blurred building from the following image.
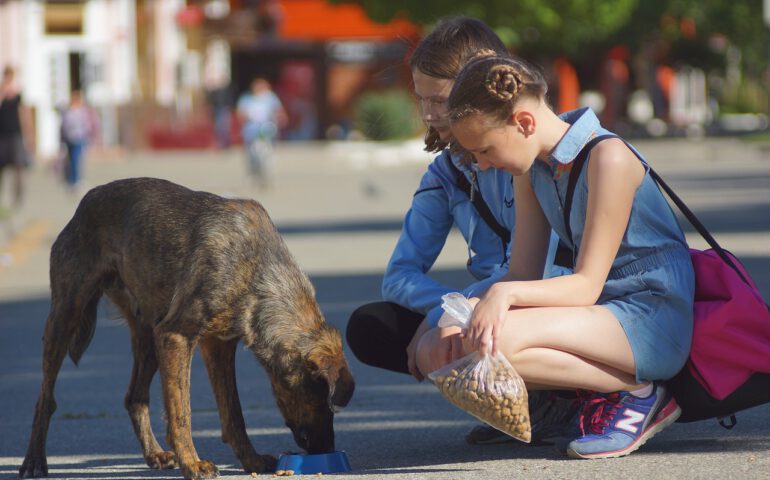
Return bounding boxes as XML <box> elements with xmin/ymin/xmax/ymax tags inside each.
<box><xmin>189</xmin><ymin>0</ymin><xmax>421</xmax><ymax>143</ymax></box>
<box><xmin>0</xmin><ymin>0</ymin><xmax>420</xmax><ymax>155</ymax></box>
<box><xmin>0</xmin><ymin>0</ymin><xmax>137</xmax><ymax>158</ymax></box>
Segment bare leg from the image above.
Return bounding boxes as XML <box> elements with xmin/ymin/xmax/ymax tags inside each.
<box><xmin>417</xmin><ymin>305</ymin><xmax>641</xmax><ymax>393</ymax></box>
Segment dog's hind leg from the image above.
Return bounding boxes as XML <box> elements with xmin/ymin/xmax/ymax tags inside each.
<box><xmin>19</xmin><ymin>278</ymin><xmax>101</xmax><ymax>478</ymax></box>
<box><xmin>199</xmin><ymin>337</ymin><xmax>278</xmax><ymax>474</ymax></box>
<box><xmin>155</xmin><ymin>330</ymin><xmax>219</xmax><ymax>480</ymax></box>
<box><xmin>124</xmin><ymin>318</ymin><xmax>177</xmax><ymax>470</ymax></box>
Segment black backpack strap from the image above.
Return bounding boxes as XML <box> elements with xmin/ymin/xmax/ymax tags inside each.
<box><xmin>563</xmin><ymin>134</ymin><xmax>617</xmax><ymax>252</ymax></box>
<box><xmin>446</xmin><ymin>157</ymin><xmax>510</xmax><ymax>263</ymax></box>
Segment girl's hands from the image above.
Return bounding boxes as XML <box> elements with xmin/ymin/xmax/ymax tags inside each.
<box><xmin>466</xmin><ymin>285</ymin><xmax>511</xmax><ymax>356</ymax></box>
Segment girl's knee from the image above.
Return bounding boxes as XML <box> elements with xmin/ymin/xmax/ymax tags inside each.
<box><xmin>415</xmin><ymin>328</ymin><xmax>440</xmax><ymax>377</ymax></box>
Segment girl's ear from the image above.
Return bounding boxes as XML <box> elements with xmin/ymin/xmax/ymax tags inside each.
<box><xmin>513</xmin><ymin>111</ymin><xmax>536</xmax><ymax>137</ymax></box>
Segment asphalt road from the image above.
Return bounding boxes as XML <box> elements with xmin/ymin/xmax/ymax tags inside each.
<box><xmin>1</xmin><ymin>137</ymin><xmax>769</xmax><ymax>479</ymax></box>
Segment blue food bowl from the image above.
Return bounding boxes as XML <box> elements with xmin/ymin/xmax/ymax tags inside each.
<box><xmin>275</xmin><ymin>451</ymin><xmax>351</xmax><ymax>475</ymax></box>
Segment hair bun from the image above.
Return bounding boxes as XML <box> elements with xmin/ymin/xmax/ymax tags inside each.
<box><xmin>484</xmin><ymin>65</ymin><xmax>522</xmax><ymax>101</ymax></box>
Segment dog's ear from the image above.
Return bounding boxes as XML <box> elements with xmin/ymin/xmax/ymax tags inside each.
<box><xmin>305</xmin><ymin>329</ymin><xmax>355</xmax><ymax>412</ymax></box>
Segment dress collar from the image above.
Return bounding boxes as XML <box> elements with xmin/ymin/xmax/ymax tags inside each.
<box><xmin>549</xmin><ymin>107</ymin><xmax>601</xmax><ymax>165</ymax></box>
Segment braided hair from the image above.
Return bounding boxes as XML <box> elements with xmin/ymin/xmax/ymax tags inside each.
<box><xmin>448</xmin><ymin>55</ymin><xmax>548</xmax><ymax>126</ymax></box>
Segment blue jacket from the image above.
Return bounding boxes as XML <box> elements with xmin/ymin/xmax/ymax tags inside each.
<box><xmin>382</xmin><ymin>149</ymin><xmax>518</xmax><ymax>327</ymax></box>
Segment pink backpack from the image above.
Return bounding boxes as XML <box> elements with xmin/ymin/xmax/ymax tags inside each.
<box><xmin>649</xmin><ymin>168</ymin><xmax>770</xmax><ymax>426</ymax></box>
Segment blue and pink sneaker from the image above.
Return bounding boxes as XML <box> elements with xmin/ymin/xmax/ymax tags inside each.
<box><xmin>564</xmin><ymin>382</ymin><xmax>681</xmax><ymax>459</ymax></box>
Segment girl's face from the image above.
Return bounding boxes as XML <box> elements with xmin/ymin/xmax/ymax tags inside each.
<box><xmin>451</xmin><ymin>113</ymin><xmax>536</xmax><ymax>176</ymax></box>
<box><xmin>412</xmin><ymin>69</ymin><xmax>454</xmax><ymax>141</ymax></box>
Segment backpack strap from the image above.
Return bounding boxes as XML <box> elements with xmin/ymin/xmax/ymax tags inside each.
<box><xmin>566</xmin><ymin>134</ymin><xmax>756</xmax><ymax>290</ymax></box>
<box><xmin>562</xmin><ymin>134</ymin><xmax>617</xmax><ymax>255</ymax></box>
<box><xmin>446</xmin><ymin>157</ymin><xmax>510</xmax><ymax>264</ymax></box>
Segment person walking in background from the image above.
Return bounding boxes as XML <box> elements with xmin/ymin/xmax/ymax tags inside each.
<box><xmin>0</xmin><ymin>65</ymin><xmax>31</xmax><ymax>215</ymax></box>
<box><xmin>236</xmin><ymin>76</ymin><xmax>287</xmax><ymax>189</ymax></box>
<box><xmin>60</xmin><ymin>90</ymin><xmax>98</xmax><ymax>192</ymax></box>
<box><xmin>204</xmin><ymin>72</ymin><xmax>233</xmax><ymax>149</ymax></box>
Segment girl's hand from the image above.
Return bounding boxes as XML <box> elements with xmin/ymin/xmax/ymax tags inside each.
<box><xmin>466</xmin><ymin>284</ymin><xmax>511</xmax><ymax>355</ymax></box>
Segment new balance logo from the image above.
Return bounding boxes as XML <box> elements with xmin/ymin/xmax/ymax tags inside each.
<box><xmin>615</xmin><ymin>409</ymin><xmax>646</xmax><ymax>433</ymax></box>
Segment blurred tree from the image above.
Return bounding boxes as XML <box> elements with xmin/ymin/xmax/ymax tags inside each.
<box><xmin>328</xmin><ymin>0</ymin><xmax>637</xmax><ymax>59</ymax></box>
<box><xmin>331</xmin><ymin>0</ymin><xmax>766</xmax><ymax>73</ymax></box>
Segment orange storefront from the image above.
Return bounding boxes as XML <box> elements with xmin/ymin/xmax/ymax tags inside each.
<box><xmin>228</xmin><ymin>0</ymin><xmax>421</xmax><ymax>140</ymax></box>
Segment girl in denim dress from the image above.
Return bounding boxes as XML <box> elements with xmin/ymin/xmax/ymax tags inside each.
<box><xmin>415</xmin><ymin>54</ymin><xmax>695</xmax><ymax>459</ymax></box>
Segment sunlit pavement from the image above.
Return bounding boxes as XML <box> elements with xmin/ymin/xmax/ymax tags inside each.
<box><xmin>1</xmin><ymin>137</ymin><xmax>769</xmax><ymax>479</ymax></box>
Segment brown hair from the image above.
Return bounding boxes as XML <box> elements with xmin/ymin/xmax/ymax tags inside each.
<box><xmin>448</xmin><ymin>55</ymin><xmax>548</xmax><ymax>126</ymax></box>
<box><xmin>409</xmin><ymin>16</ymin><xmax>508</xmax><ymax>152</ymax></box>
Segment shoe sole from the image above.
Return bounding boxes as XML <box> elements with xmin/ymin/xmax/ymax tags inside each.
<box><xmin>566</xmin><ymin>399</ymin><xmax>681</xmax><ymax>459</ymax></box>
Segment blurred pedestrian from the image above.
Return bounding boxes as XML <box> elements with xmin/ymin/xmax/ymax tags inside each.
<box><xmin>0</xmin><ymin>65</ymin><xmax>31</xmax><ymax>215</ymax></box>
<box><xmin>60</xmin><ymin>90</ymin><xmax>98</xmax><ymax>192</ymax></box>
<box><xmin>600</xmin><ymin>45</ymin><xmax>631</xmax><ymax>130</ymax></box>
<box><xmin>236</xmin><ymin>76</ymin><xmax>287</xmax><ymax>188</ymax></box>
<box><xmin>204</xmin><ymin>72</ymin><xmax>233</xmax><ymax>149</ymax></box>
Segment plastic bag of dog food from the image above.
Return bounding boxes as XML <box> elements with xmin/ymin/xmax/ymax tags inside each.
<box><xmin>427</xmin><ymin>293</ymin><xmax>531</xmax><ymax>443</ymax></box>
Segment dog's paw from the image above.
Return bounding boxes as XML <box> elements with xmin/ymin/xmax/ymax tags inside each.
<box><xmin>19</xmin><ymin>459</ymin><xmax>48</xmax><ymax>478</ymax></box>
<box><xmin>146</xmin><ymin>450</ymin><xmax>176</xmax><ymax>469</ymax></box>
<box><xmin>182</xmin><ymin>459</ymin><xmax>219</xmax><ymax>480</ymax></box>
<box><xmin>242</xmin><ymin>453</ymin><xmax>277</xmax><ymax>474</ymax></box>
<box><xmin>19</xmin><ymin>456</ymin><xmax>48</xmax><ymax>478</ymax></box>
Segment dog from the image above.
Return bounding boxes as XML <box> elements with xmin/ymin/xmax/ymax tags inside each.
<box><xmin>19</xmin><ymin>177</ymin><xmax>355</xmax><ymax>480</ymax></box>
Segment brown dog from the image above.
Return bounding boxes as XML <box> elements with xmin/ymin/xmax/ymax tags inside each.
<box><xmin>18</xmin><ymin>177</ymin><xmax>355</xmax><ymax>480</ymax></box>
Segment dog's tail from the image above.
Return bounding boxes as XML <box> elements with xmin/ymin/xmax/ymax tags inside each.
<box><xmin>67</xmin><ymin>290</ymin><xmax>101</xmax><ymax>365</ymax></box>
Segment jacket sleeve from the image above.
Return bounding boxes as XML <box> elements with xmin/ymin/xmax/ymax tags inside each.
<box><xmin>382</xmin><ymin>167</ymin><xmax>456</xmax><ymax>321</ymax></box>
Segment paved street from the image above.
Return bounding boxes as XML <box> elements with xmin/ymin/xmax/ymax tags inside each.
<box><xmin>0</xmin><ymin>137</ymin><xmax>769</xmax><ymax>480</ymax></box>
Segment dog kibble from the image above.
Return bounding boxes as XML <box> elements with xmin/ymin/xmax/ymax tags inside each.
<box><xmin>432</xmin><ymin>359</ymin><xmax>531</xmax><ymax>443</ymax></box>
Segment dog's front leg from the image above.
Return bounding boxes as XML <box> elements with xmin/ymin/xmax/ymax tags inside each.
<box><xmin>199</xmin><ymin>337</ymin><xmax>277</xmax><ymax>474</ymax></box>
<box><xmin>156</xmin><ymin>331</ymin><xmax>219</xmax><ymax>480</ymax></box>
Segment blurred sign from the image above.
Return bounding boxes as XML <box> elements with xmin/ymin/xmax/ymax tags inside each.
<box><xmin>327</xmin><ymin>41</ymin><xmax>407</xmax><ymax>63</ymax></box>
<box><xmin>176</xmin><ymin>5</ymin><xmax>204</xmax><ymax>27</ymax></box>
<box><xmin>44</xmin><ymin>2</ymin><xmax>84</xmax><ymax>35</ymax></box>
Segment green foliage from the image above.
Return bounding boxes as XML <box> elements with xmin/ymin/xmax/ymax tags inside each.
<box><xmin>352</xmin><ymin>89</ymin><xmax>420</xmax><ymax>141</ymax></box>
<box><xmin>329</xmin><ymin>0</ymin><xmax>637</xmax><ymax>59</ymax></box>
<box><xmin>332</xmin><ymin>0</ymin><xmax>768</xmax><ymax>72</ymax></box>
<box><xmin>720</xmin><ymin>78</ymin><xmax>768</xmax><ymax>114</ymax></box>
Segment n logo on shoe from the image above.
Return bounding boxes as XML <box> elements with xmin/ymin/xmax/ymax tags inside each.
<box><xmin>615</xmin><ymin>409</ymin><xmax>645</xmax><ymax>433</ymax></box>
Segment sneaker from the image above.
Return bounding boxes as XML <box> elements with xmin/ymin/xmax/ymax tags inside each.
<box><xmin>464</xmin><ymin>424</ymin><xmax>516</xmax><ymax>445</ymax></box>
<box><xmin>465</xmin><ymin>390</ymin><xmax>579</xmax><ymax>446</ymax></box>
<box><xmin>553</xmin><ymin>389</ymin><xmax>604</xmax><ymax>455</ymax></box>
<box><xmin>564</xmin><ymin>382</ymin><xmax>681</xmax><ymax>459</ymax></box>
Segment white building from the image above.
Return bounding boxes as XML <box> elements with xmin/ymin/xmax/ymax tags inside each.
<box><xmin>0</xmin><ymin>0</ymin><xmax>191</xmax><ymax>158</ymax></box>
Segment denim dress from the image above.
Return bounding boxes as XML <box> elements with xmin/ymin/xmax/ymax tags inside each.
<box><xmin>529</xmin><ymin>108</ymin><xmax>695</xmax><ymax>382</ymax></box>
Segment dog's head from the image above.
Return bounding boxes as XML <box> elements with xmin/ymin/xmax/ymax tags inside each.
<box><xmin>270</xmin><ymin>324</ymin><xmax>355</xmax><ymax>453</ymax></box>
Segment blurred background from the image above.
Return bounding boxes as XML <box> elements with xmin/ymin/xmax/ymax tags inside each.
<box><xmin>0</xmin><ymin>0</ymin><xmax>769</xmax><ymax>160</ymax></box>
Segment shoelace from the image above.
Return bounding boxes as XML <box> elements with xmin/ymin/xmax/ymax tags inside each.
<box><xmin>583</xmin><ymin>392</ymin><xmax>625</xmax><ymax>435</ymax></box>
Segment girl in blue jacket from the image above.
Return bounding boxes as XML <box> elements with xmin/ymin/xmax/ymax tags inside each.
<box><xmin>345</xmin><ymin>17</ymin><xmax>567</xmax><ymax>445</ymax></box>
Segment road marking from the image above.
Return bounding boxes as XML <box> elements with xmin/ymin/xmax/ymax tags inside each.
<box><xmin>0</xmin><ymin>219</ymin><xmax>50</xmax><ymax>272</ymax></box>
